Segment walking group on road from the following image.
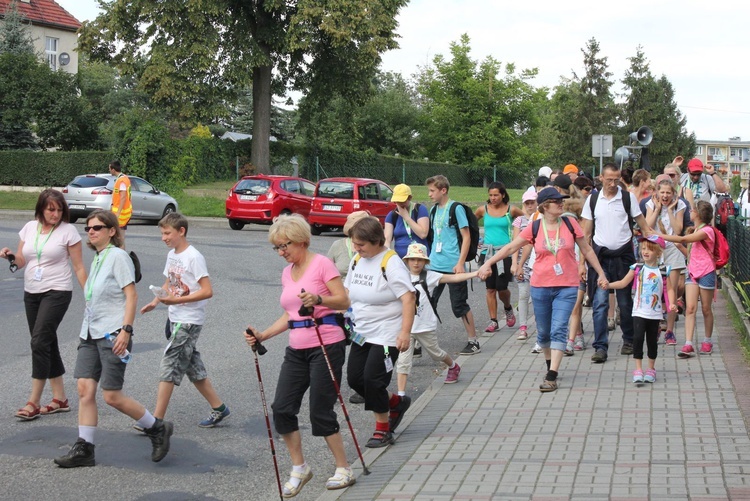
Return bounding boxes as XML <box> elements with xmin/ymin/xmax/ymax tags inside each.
<box><xmin>1</xmin><ymin>157</ymin><xmax>727</xmax><ymax>498</ymax></box>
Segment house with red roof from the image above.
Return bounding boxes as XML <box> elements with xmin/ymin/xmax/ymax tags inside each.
<box><xmin>0</xmin><ymin>0</ymin><xmax>82</xmax><ymax>74</ymax></box>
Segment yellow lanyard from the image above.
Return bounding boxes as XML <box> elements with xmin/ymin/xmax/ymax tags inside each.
<box><xmin>541</xmin><ymin>218</ymin><xmax>561</xmax><ymax>259</ymax></box>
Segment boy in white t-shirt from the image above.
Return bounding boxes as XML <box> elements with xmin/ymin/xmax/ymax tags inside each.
<box><xmin>396</xmin><ymin>243</ymin><xmax>477</xmax><ymax>394</ymax></box>
<box><xmin>140</xmin><ymin>213</ymin><xmax>229</xmax><ymax>428</ymax></box>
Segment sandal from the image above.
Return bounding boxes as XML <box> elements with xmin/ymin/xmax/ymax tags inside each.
<box><xmin>40</xmin><ymin>398</ymin><xmax>70</xmax><ymax>415</ymax></box>
<box><xmin>326</xmin><ymin>466</ymin><xmax>355</xmax><ymax>490</ymax></box>
<box><xmin>282</xmin><ymin>465</ymin><xmax>312</xmax><ymax>498</ymax></box>
<box><xmin>15</xmin><ymin>401</ymin><xmax>41</xmax><ymax>421</ymax></box>
<box><xmin>539</xmin><ymin>379</ymin><xmax>558</xmax><ymax>393</ymax></box>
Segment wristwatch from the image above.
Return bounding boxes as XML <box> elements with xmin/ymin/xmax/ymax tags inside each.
<box><xmin>121</xmin><ymin>324</ymin><xmax>133</xmax><ymax>334</ymax></box>
<box><xmin>316</xmin><ymin>295</ymin><xmax>323</xmax><ymax>305</ymax></box>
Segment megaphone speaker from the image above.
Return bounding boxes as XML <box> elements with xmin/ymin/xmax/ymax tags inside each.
<box><xmin>629</xmin><ymin>126</ymin><xmax>653</xmax><ymax>146</ymax></box>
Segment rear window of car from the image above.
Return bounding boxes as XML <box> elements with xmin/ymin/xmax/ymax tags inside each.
<box><xmin>69</xmin><ymin>176</ymin><xmax>109</xmax><ymax>188</ymax></box>
<box><xmin>317</xmin><ymin>181</ymin><xmax>355</xmax><ymax>200</ymax></box>
<box><xmin>235</xmin><ymin>179</ymin><xmax>271</xmax><ymax>194</ymax></box>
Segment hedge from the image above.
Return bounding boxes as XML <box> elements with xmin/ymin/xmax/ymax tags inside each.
<box><xmin>0</xmin><ymin>151</ymin><xmax>114</xmax><ymax>186</ymax></box>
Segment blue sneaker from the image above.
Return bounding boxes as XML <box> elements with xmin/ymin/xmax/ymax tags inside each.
<box><xmin>199</xmin><ymin>406</ymin><xmax>230</xmax><ymax>428</ymax></box>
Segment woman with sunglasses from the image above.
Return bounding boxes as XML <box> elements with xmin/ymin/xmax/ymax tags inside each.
<box><xmin>244</xmin><ymin>214</ymin><xmax>354</xmax><ymax>496</ymax></box>
<box><xmin>478</xmin><ymin>188</ymin><xmax>608</xmax><ymax>392</ymax></box>
<box><xmin>56</xmin><ymin>210</ymin><xmax>172</xmax><ymax>468</ymax></box>
<box><xmin>1</xmin><ymin>189</ymin><xmax>87</xmax><ymax>421</ymax></box>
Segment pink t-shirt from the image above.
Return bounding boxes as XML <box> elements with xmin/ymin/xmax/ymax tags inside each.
<box><xmin>281</xmin><ymin>253</ymin><xmax>345</xmax><ymax>349</ymax></box>
<box><xmin>18</xmin><ymin>221</ymin><xmax>81</xmax><ymax>294</ymax></box>
<box><xmin>688</xmin><ymin>225</ymin><xmax>716</xmax><ymax>279</ymax></box>
<box><xmin>519</xmin><ymin>217</ymin><xmax>583</xmax><ymax>288</ymax></box>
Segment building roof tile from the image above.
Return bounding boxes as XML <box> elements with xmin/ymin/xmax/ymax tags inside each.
<box><xmin>0</xmin><ymin>0</ymin><xmax>81</xmax><ymax>32</ymax></box>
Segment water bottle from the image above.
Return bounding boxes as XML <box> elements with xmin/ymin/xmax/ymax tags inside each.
<box><xmin>105</xmin><ymin>332</ymin><xmax>131</xmax><ymax>363</ymax></box>
<box><xmin>149</xmin><ymin>285</ymin><xmax>168</xmax><ymax>298</ymax></box>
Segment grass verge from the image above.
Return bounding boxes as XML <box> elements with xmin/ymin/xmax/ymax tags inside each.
<box><xmin>723</xmin><ymin>285</ymin><xmax>750</xmax><ymax>362</ymax></box>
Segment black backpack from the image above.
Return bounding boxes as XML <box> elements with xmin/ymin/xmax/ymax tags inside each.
<box><xmin>589</xmin><ymin>187</ymin><xmax>634</xmax><ymax>237</ymax></box>
<box><xmin>530</xmin><ymin>216</ymin><xmax>576</xmax><ymax>243</ymax></box>
<box><xmin>388</xmin><ymin>203</ymin><xmax>424</xmax><ymax>236</ymax></box>
<box><xmin>429</xmin><ymin>202</ymin><xmax>480</xmax><ymax>262</ymax></box>
<box><xmin>413</xmin><ymin>269</ymin><xmax>441</xmax><ymax>323</ymax></box>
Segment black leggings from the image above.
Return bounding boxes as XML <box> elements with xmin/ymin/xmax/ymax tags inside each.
<box><xmin>632</xmin><ymin>316</ymin><xmax>659</xmax><ymax>360</ymax></box>
<box><xmin>24</xmin><ymin>290</ymin><xmax>72</xmax><ymax>380</ymax></box>
<box><xmin>347</xmin><ymin>342</ymin><xmax>399</xmax><ymax>414</ymax></box>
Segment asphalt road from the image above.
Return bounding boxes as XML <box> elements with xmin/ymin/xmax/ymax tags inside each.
<box><xmin>0</xmin><ymin>213</ymin><xmax>496</xmax><ymax>501</ymax></box>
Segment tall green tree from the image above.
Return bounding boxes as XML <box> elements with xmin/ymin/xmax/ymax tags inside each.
<box><xmin>79</xmin><ymin>0</ymin><xmax>408</xmax><ymax>173</ymax></box>
<box><xmin>0</xmin><ymin>0</ymin><xmax>34</xmax><ymax>55</ymax></box>
<box><xmin>415</xmin><ymin>34</ymin><xmax>546</xmax><ymax>177</ymax></box>
<box><xmin>620</xmin><ymin>46</ymin><xmax>695</xmax><ymax>171</ymax></box>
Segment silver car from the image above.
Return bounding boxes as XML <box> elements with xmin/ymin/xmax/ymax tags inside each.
<box><xmin>63</xmin><ymin>174</ymin><xmax>179</xmax><ymax>224</ymax></box>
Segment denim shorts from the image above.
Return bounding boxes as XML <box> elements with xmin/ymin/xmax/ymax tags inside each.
<box><xmin>160</xmin><ymin>322</ymin><xmax>208</xmax><ymax>385</ymax></box>
<box><xmin>686</xmin><ymin>271</ymin><xmax>716</xmax><ymax>290</ymax></box>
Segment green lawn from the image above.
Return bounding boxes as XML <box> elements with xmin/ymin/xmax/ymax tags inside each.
<box><xmin>0</xmin><ymin>191</ymin><xmax>40</xmax><ymax>210</ymax></box>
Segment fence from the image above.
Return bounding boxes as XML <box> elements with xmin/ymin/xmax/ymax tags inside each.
<box><xmin>728</xmin><ymin>216</ymin><xmax>750</xmax><ymax>314</ymax></box>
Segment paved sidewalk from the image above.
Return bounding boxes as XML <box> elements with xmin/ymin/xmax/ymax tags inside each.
<box><xmin>320</xmin><ymin>288</ymin><xmax>750</xmax><ymax>500</ymax></box>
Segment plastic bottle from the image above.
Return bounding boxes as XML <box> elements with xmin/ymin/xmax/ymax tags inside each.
<box><xmin>105</xmin><ymin>332</ymin><xmax>131</xmax><ymax>363</ymax></box>
<box><xmin>149</xmin><ymin>285</ymin><xmax>168</xmax><ymax>298</ymax></box>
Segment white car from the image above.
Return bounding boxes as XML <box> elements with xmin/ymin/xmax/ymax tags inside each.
<box><xmin>63</xmin><ymin>174</ymin><xmax>179</xmax><ymax>224</ymax></box>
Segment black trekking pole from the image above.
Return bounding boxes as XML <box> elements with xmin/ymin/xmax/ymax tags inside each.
<box><xmin>245</xmin><ymin>329</ymin><xmax>282</xmax><ymax>500</ymax></box>
<box><xmin>299</xmin><ymin>290</ymin><xmax>370</xmax><ymax>475</ymax></box>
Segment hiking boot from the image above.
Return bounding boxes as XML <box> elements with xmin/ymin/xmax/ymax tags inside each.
<box><xmin>445</xmin><ymin>363</ymin><xmax>461</xmax><ymax>384</ymax></box>
<box><xmin>632</xmin><ymin>370</ymin><xmax>644</xmax><ymax>384</ymax></box>
<box><xmin>607</xmin><ymin>317</ymin><xmax>615</xmax><ymax>331</ymax></box>
<box><xmin>365</xmin><ymin>430</ymin><xmax>394</xmax><ymax>448</ymax></box>
<box><xmin>349</xmin><ymin>393</ymin><xmax>365</xmax><ymax>404</ymax></box>
<box><xmin>199</xmin><ymin>406</ymin><xmax>230</xmax><ymax>428</ymax></box>
<box><xmin>591</xmin><ymin>349</ymin><xmax>608</xmax><ymax>363</ymax></box>
<box><xmin>517</xmin><ymin>326</ymin><xmax>528</xmax><ymax>340</ymax></box>
<box><xmin>531</xmin><ymin>343</ymin><xmax>542</xmax><ymax>354</ymax></box>
<box><xmin>574</xmin><ymin>334</ymin><xmax>585</xmax><ymax>351</ymax></box>
<box><xmin>145</xmin><ymin>418</ymin><xmax>174</xmax><ymax>462</ymax></box>
<box><xmin>621</xmin><ymin>343</ymin><xmax>633</xmax><ymax>355</ymax></box>
<box><xmin>664</xmin><ymin>331</ymin><xmax>677</xmax><ymax>345</ymax></box>
<box><xmin>504</xmin><ymin>308</ymin><xmax>516</xmax><ymax>328</ymax></box>
<box><xmin>700</xmin><ymin>341</ymin><xmax>713</xmax><ymax>354</ymax></box>
<box><xmin>460</xmin><ymin>340</ymin><xmax>481</xmax><ymax>355</ymax></box>
<box><xmin>678</xmin><ymin>344</ymin><xmax>695</xmax><ymax>358</ymax></box>
<box><xmin>54</xmin><ymin>438</ymin><xmax>95</xmax><ymax>468</ymax></box>
<box><xmin>389</xmin><ymin>395</ymin><xmax>411</xmax><ymax>433</ymax></box>
<box><xmin>484</xmin><ymin>320</ymin><xmax>500</xmax><ymax>333</ymax></box>
<box><xmin>564</xmin><ymin>340</ymin><xmax>574</xmax><ymax>356</ymax></box>
<box><xmin>644</xmin><ymin>369</ymin><xmax>656</xmax><ymax>383</ymax></box>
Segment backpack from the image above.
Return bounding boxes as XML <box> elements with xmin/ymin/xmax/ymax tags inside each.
<box><xmin>588</xmin><ymin>187</ymin><xmax>634</xmax><ymax>236</ymax></box>
<box><xmin>714</xmin><ymin>194</ymin><xmax>737</xmax><ymax>231</ymax></box>
<box><xmin>351</xmin><ymin>249</ymin><xmax>398</xmax><ymax>281</ymax></box>
<box><xmin>700</xmin><ymin>226</ymin><xmax>730</xmax><ymax>270</ymax></box>
<box><xmin>429</xmin><ymin>201</ymin><xmax>480</xmax><ymax>261</ymax></box>
<box><xmin>530</xmin><ymin>216</ymin><xmax>576</xmax><ymax>243</ymax></box>
<box><xmin>413</xmin><ymin>269</ymin><xmax>441</xmax><ymax>323</ymax></box>
<box><xmin>129</xmin><ymin>251</ymin><xmax>142</xmax><ymax>283</ymax></box>
<box><xmin>388</xmin><ymin>203</ymin><xmax>427</xmax><ymax>245</ymax></box>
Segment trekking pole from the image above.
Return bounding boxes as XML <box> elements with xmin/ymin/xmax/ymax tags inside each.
<box><xmin>246</xmin><ymin>329</ymin><xmax>282</xmax><ymax>500</ymax></box>
<box><xmin>299</xmin><ymin>290</ymin><xmax>370</xmax><ymax>475</ymax></box>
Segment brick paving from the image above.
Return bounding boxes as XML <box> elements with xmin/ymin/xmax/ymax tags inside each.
<box><xmin>318</xmin><ymin>287</ymin><xmax>750</xmax><ymax>501</ymax></box>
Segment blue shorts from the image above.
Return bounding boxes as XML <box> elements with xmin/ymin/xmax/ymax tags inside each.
<box><xmin>686</xmin><ymin>271</ymin><xmax>716</xmax><ymax>290</ymax></box>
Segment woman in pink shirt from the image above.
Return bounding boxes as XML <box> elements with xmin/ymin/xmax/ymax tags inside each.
<box><xmin>1</xmin><ymin>190</ymin><xmax>87</xmax><ymax>420</ymax></box>
<box><xmin>244</xmin><ymin>214</ymin><xmax>354</xmax><ymax>496</ymax></box>
<box><xmin>478</xmin><ymin>188</ymin><xmax>608</xmax><ymax>392</ymax></box>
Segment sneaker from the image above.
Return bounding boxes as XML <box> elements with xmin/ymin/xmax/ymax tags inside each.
<box><xmin>607</xmin><ymin>317</ymin><xmax>615</xmax><ymax>331</ymax></box>
<box><xmin>199</xmin><ymin>406</ymin><xmax>230</xmax><ymax>428</ymax></box>
<box><xmin>484</xmin><ymin>320</ymin><xmax>500</xmax><ymax>333</ymax></box>
<box><xmin>133</xmin><ymin>424</ymin><xmax>145</xmax><ymax>433</ymax></box>
<box><xmin>445</xmin><ymin>363</ymin><xmax>461</xmax><ymax>384</ymax></box>
<box><xmin>365</xmin><ymin>430</ymin><xmax>394</xmax><ymax>448</ymax></box>
<box><xmin>644</xmin><ymin>369</ymin><xmax>656</xmax><ymax>383</ymax></box>
<box><xmin>574</xmin><ymin>334</ymin><xmax>585</xmax><ymax>351</ymax></box>
<box><xmin>664</xmin><ymin>331</ymin><xmax>677</xmax><ymax>345</ymax></box>
<box><xmin>460</xmin><ymin>340</ymin><xmax>481</xmax><ymax>355</ymax></box>
<box><xmin>676</xmin><ymin>298</ymin><xmax>685</xmax><ymax>314</ymax></box>
<box><xmin>326</xmin><ymin>466</ymin><xmax>355</xmax><ymax>490</ymax></box>
<box><xmin>505</xmin><ymin>308</ymin><xmax>516</xmax><ymax>328</ymax></box>
<box><xmin>564</xmin><ymin>340</ymin><xmax>574</xmax><ymax>356</ymax></box>
<box><xmin>389</xmin><ymin>395</ymin><xmax>411</xmax><ymax>432</ymax></box>
<box><xmin>678</xmin><ymin>344</ymin><xmax>695</xmax><ymax>358</ymax></box>
<box><xmin>349</xmin><ymin>393</ymin><xmax>365</xmax><ymax>404</ymax></box>
<box><xmin>413</xmin><ymin>345</ymin><xmax>422</xmax><ymax>358</ymax></box>
<box><xmin>700</xmin><ymin>341</ymin><xmax>713</xmax><ymax>354</ymax></box>
<box><xmin>144</xmin><ymin>418</ymin><xmax>174</xmax><ymax>462</ymax></box>
<box><xmin>517</xmin><ymin>326</ymin><xmax>528</xmax><ymax>340</ymax></box>
<box><xmin>621</xmin><ymin>343</ymin><xmax>633</xmax><ymax>355</ymax></box>
<box><xmin>54</xmin><ymin>438</ymin><xmax>95</xmax><ymax>468</ymax></box>
<box><xmin>531</xmin><ymin>343</ymin><xmax>542</xmax><ymax>354</ymax></box>
<box><xmin>632</xmin><ymin>370</ymin><xmax>644</xmax><ymax>383</ymax></box>
<box><xmin>591</xmin><ymin>349</ymin><xmax>608</xmax><ymax>363</ymax></box>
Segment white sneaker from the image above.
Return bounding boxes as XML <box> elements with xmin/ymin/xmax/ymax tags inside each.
<box><xmin>531</xmin><ymin>343</ymin><xmax>542</xmax><ymax>354</ymax></box>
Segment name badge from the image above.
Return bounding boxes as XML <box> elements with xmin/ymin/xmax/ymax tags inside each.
<box><xmin>84</xmin><ymin>302</ymin><xmax>93</xmax><ymax>321</ymax></box>
<box><xmin>384</xmin><ymin>355</ymin><xmax>393</xmax><ymax>373</ymax></box>
<box><xmin>34</xmin><ymin>267</ymin><xmax>44</xmax><ymax>281</ymax></box>
<box><xmin>553</xmin><ymin>263</ymin><xmax>563</xmax><ymax>276</ymax></box>
<box><xmin>435</xmin><ymin>241</ymin><xmax>443</xmax><ymax>253</ymax></box>
<box><xmin>497</xmin><ymin>259</ymin><xmax>504</xmax><ymax>274</ymax></box>
<box><xmin>350</xmin><ymin>331</ymin><xmax>366</xmax><ymax>346</ymax></box>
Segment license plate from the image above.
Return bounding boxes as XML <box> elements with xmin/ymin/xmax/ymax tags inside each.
<box><xmin>240</xmin><ymin>195</ymin><xmax>257</xmax><ymax>201</ymax></box>
<box><xmin>69</xmin><ymin>204</ymin><xmax>85</xmax><ymax>210</ymax></box>
<box><xmin>323</xmin><ymin>205</ymin><xmax>342</xmax><ymax>211</ymax></box>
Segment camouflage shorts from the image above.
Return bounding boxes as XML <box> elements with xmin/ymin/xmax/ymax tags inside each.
<box><xmin>160</xmin><ymin>321</ymin><xmax>207</xmax><ymax>385</ymax></box>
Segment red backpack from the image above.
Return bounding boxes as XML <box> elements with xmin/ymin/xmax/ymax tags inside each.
<box><xmin>701</xmin><ymin>226</ymin><xmax>730</xmax><ymax>270</ymax></box>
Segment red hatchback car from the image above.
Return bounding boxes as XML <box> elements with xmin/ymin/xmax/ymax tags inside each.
<box><xmin>225</xmin><ymin>175</ymin><xmax>316</xmax><ymax>230</ymax></box>
<box><xmin>308</xmin><ymin>177</ymin><xmax>396</xmax><ymax>235</ymax></box>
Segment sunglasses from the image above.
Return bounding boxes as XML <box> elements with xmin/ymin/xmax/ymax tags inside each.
<box><xmin>84</xmin><ymin>225</ymin><xmax>110</xmax><ymax>232</ymax></box>
<box><xmin>546</xmin><ymin>199</ymin><xmax>564</xmax><ymax>206</ymax></box>
<box><xmin>272</xmin><ymin>241</ymin><xmax>294</xmax><ymax>252</ymax></box>
<box><xmin>581</xmin><ymin>186</ymin><xmax>592</xmax><ymax>192</ymax></box>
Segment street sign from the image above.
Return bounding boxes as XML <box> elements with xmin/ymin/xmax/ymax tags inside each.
<box><xmin>592</xmin><ymin>135</ymin><xmax>613</xmax><ymax>157</ymax></box>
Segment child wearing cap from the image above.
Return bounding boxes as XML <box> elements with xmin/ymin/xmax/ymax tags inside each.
<box><xmin>511</xmin><ymin>188</ymin><xmax>538</xmax><ymax>341</ymax></box>
<box><xmin>607</xmin><ymin>235</ymin><xmax>677</xmax><ymax>383</ymax></box>
<box><xmin>396</xmin><ymin>243</ymin><xmax>477</xmax><ymax>393</ymax></box>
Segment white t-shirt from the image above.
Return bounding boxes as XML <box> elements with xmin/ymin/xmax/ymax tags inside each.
<box><xmin>645</xmin><ymin>198</ymin><xmax>686</xmax><ymax>252</ymax></box>
<box><xmin>631</xmin><ymin>263</ymin><xmax>670</xmax><ymax>321</ymax></box>
<box><xmin>18</xmin><ymin>221</ymin><xmax>81</xmax><ymax>294</ymax></box>
<box><xmin>163</xmin><ymin>245</ymin><xmax>209</xmax><ymax>325</ymax></box>
<box><xmin>345</xmin><ymin>249</ymin><xmax>414</xmax><ymax>346</ymax></box>
<box><xmin>582</xmin><ymin>188</ymin><xmax>641</xmax><ymax>249</ymax></box>
<box><xmin>410</xmin><ymin>270</ymin><xmax>442</xmax><ymax>333</ymax></box>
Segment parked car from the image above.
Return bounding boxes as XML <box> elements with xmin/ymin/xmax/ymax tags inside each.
<box><xmin>225</xmin><ymin>174</ymin><xmax>317</xmax><ymax>230</ymax></box>
<box><xmin>308</xmin><ymin>177</ymin><xmax>396</xmax><ymax>235</ymax></box>
<box><xmin>63</xmin><ymin>174</ymin><xmax>179</xmax><ymax>224</ymax></box>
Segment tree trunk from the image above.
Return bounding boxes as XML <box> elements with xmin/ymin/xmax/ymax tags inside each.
<box><xmin>251</xmin><ymin>65</ymin><xmax>272</xmax><ymax>173</ymax></box>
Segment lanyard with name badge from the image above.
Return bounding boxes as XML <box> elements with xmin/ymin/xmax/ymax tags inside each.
<box><xmin>33</xmin><ymin>224</ymin><xmax>55</xmax><ymax>281</ymax></box>
<box><xmin>541</xmin><ymin>218</ymin><xmax>563</xmax><ymax>276</ymax></box>
<box><xmin>84</xmin><ymin>245</ymin><xmax>113</xmax><ymax>320</ymax></box>
<box><xmin>433</xmin><ymin>201</ymin><xmax>451</xmax><ymax>253</ymax></box>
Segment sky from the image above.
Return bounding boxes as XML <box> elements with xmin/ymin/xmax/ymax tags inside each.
<box><xmin>57</xmin><ymin>0</ymin><xmax>749</xmax><ymax>143</ymax></box>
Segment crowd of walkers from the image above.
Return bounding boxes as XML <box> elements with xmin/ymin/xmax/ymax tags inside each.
<box><xmin>2</xmin><ymin>157</ymin><xmax>725</xmax><ymax>497</ymax></box>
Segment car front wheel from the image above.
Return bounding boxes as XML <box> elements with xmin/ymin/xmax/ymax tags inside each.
<box><xmin>229</xmin><ymin>219</ymin><xmax>245</xmax><ymax>231</ymax></box>
<box><xmin>161</xmin><ymin>204</ymin><xmax>176</xmax><ymax>219</ymax></box>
